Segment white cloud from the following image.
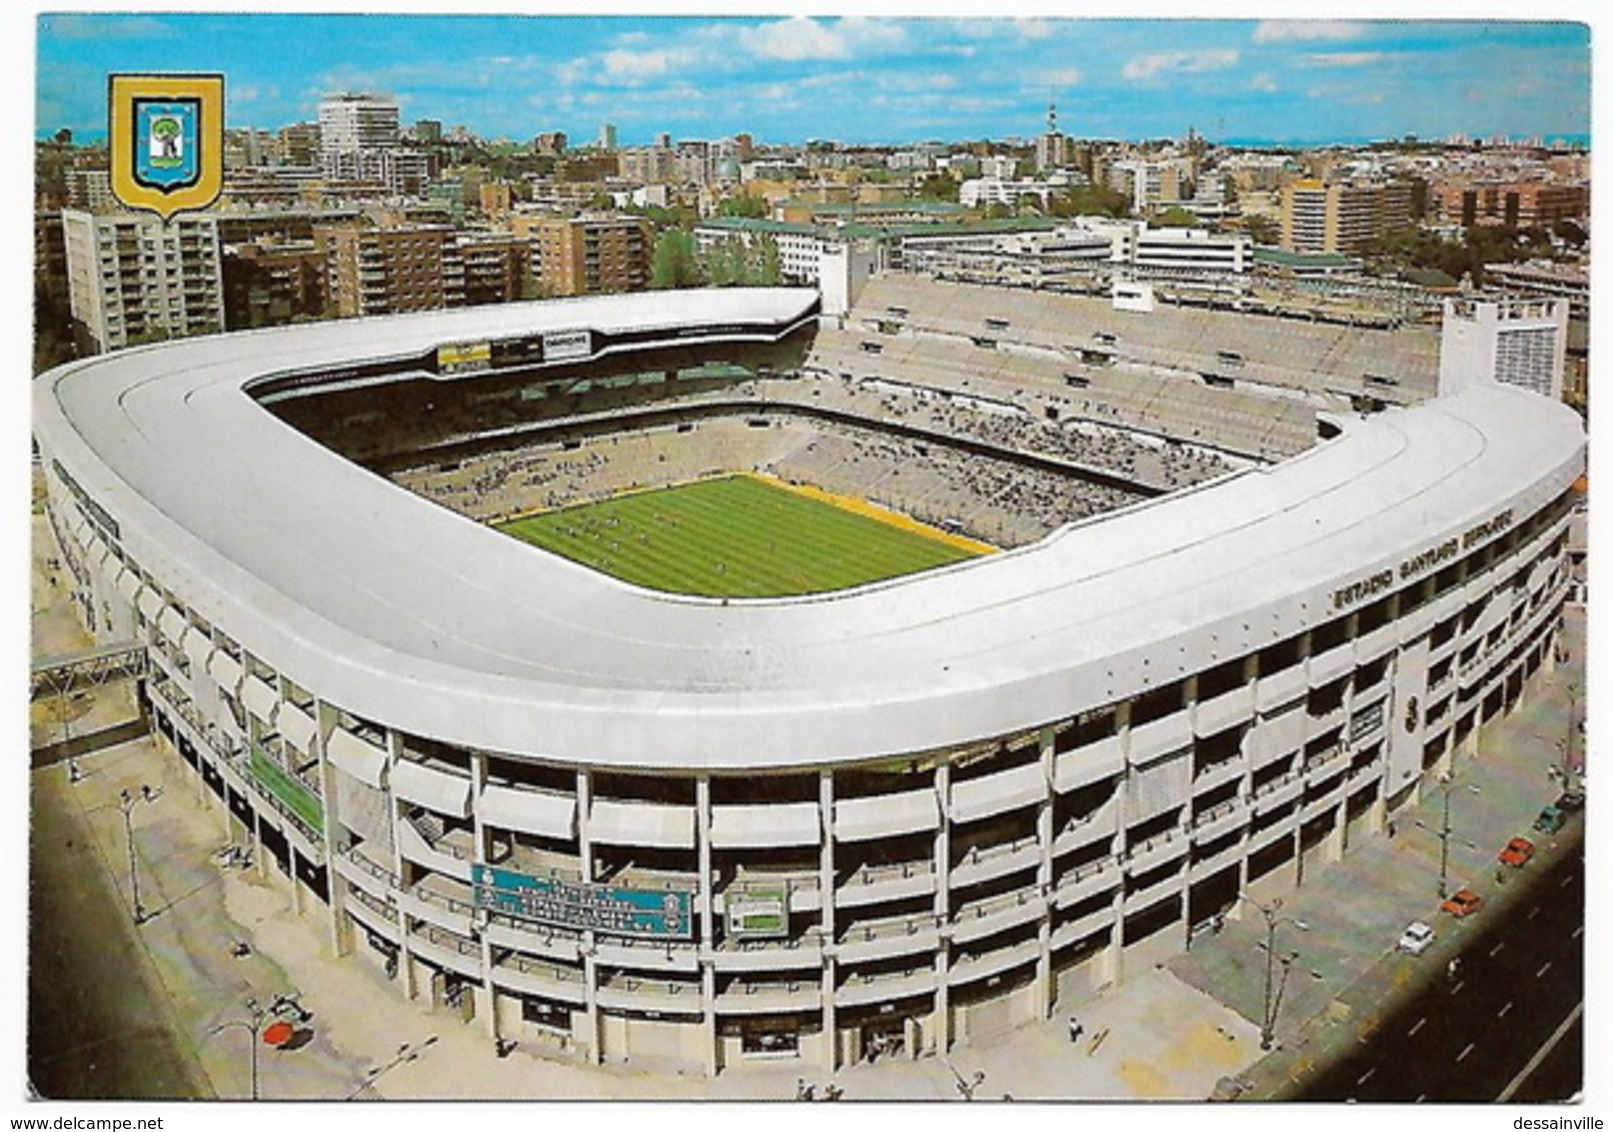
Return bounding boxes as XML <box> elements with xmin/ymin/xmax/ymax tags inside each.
<box><xmin>1015</xmin><ymin>18</ymin><xmax>1054</xmax><ymax>41</ymax></box>
<box><xmin>736</xmin><ymin>17</ymin><xmax>852</xmax><ymax>62</ymax></box>
<box><xmin>1252</xmin><ymin>20</ymin><xmax>1369</xmax><ymax>45</ymax></box>
<box><xmin>1123</xmin><ymin>49</ymin><xmax>1239</xmax><ymax>81</ymax></box>
<box><xmin>1250</xmin><ymin>73</ymin><xmax>1279</xmax><ymax>93</ymax></box>
<box><xmin>727</xmin><ymin>16</ymin><xmax>909</xmax><ymax>62</ymax></box>
<box><xmin>1038</xmin><ymin>67</ymin><xmax>1083</xmax><ymax>88</ymax></box>
<box><xmin>832</xmin><ymin>17</ymin><xmax>909</xmax><ymax>53</ymax></box>
<box><xmin>229</xmin><ymin>84</ymin><xmax>281</xmax><ymax>106</ymax></box>
<box><xmin>1302</xmin><ymin>52</ymin><xmax>1389</xmax><ymax>68</ymax></box>
<box><xmin>600</xmin><ymin>48</ymin><xmax>684</xmax><ymax>82</ymax></box>
<box><xmin>39</xmin><ymin>13</ymin><xmax>173</xmax><ymax>40</ymax></box>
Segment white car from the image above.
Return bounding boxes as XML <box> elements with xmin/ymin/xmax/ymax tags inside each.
<box><xmin>1397</xmin><ymin>920</ymin><xmax>1436</xmax><ymax>955</ymax></box>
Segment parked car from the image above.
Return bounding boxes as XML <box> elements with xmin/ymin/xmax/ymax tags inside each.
<box><xmin>1499</xmin><ymin>836</ymin><xmax>1535</xmax><ymax>867</ymax></box>
<box><xmin>1555</xmin><ymin>789</ymin><xmax>1585</xmax><ymax>813</ymax></box>
<box><xmin>1441</xmin><ymin>887</ymin><xmax>1483</xmax><ymax>917</ymax></box>
<box><xmin>1533</xmin><ymin>805</ymin><xmax>1567</xmax><ymax>833</ymax></box>
<box><xmin>1397</xmin><ymin>920</ymin><xmax>1436</xmax><ymax>955</ymax></box>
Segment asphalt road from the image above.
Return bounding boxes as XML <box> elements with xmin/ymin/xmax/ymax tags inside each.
<box><xmin>1505</xmin><ymin>1016</ymin><xmax>1583</xmax><ymax>1103</ymax></box>
<box><xmin>1295</xmin><ymin>836</ymin><xmax>1584</xmax><ymax>1103</ymax></box>
<box><xmin>27</xmin><ymin>765</ymin><xmax>213</xmax><ymax>1100</ymax></box>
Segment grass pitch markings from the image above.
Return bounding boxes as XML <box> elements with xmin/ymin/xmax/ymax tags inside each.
<box><xmin>496</xmin><ymin>474</ymin><xmax>986</xmax><ymax>597</ymax></box>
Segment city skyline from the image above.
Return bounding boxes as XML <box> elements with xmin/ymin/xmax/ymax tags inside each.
<box><xmin>36</xmin><ymin>12</ymin><xmax>1592</xmax><ymax>149</ymax></box>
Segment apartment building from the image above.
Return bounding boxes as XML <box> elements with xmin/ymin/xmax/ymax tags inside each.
<box><xmin>1281</xmin><ymin>180</ymin><xmax>1414</xmax><ymax>255</ymax></box>
<box><xmin>1430</xmin><ymin>181</ymin><xmax>1589</xmax><ymax>228</ymax></box>
<box><xmin>314</xmin><ymin>221</ymin><xmax>465</xmax><ymax>317</ymax></box>
<box><xmin>510</xmin><ymin>213</ymin><xmax>650</xmax><ymax>297</ymax></box>
<box><xmin>1109</xmin><ymin>158</ymin><xmax>1193</xmax><ymax>213</ymax></box>
<box><xmin>319</xmin><ymin>94</ymin><xmax>400</xmax><ymax>169</ymax></box>
<box><xmin>61</xmin><ymin>208</ymin><xmax>224</xmax><ymax>353</ymax></box>
<box><xmin>221</xmin><ymin>240</ymin><xmax>328</xmax><ymax>330</ymax></box>
<box><xmin>458</xmin><ymin>231</ymin><xmax>535</xmax><ymax>306</ymax></box>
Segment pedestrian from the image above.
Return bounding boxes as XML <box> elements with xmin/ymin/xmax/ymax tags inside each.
<box><xmin>1067</xmin><ymin>1016</ymin><xmax>1084</xmax><ymax>1043</ymax></box>
<box><xmin>1386</xmin><ymin>820</ymin><xmax>1396</xmax><ymax>839</ymax></box>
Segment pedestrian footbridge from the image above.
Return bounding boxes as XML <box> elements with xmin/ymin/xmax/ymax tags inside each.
<box><xmin>30</xmin><ymin>639</ymin><xmax>148</xmax><ymax>701</ymax></box>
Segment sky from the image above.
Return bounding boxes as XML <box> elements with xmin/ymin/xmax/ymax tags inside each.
<box><xmin>32</xmin><ymin>9</ymin><xmax>1593</xmax><ymax>149</ymax></box>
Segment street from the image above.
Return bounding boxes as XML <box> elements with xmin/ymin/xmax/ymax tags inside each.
<box><xmin>1295</xmin><ymin>837</ymin><xmax>1583</xmax><ymax>1102</ymax></box>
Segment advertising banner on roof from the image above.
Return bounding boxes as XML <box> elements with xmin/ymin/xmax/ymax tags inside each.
<box><xmin>542</xmin><ymin>328</ymin><xmax>593</xmax><ymax>362</ymax></box>
<box><xmin>436</xmin><ymin>341</ymin><xmax>492</xmax><ymax>375</ymax></box>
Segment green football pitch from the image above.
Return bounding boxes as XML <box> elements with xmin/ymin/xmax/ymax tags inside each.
<box><xmin>496</xmin><ymin>474</ymin><xmax>986</xmax><ymax>597</ymax></box>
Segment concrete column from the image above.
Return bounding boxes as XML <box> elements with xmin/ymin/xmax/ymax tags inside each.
<box><xmin>694</xmin><ymin>775</ymin><xmax>718</xmax><ymax>1077</ymax></box>
<box><xmin>252</xmin><ymin>807</ymin><xmax>268</xmax><ymax>882</ymax></box>
<box><xmin>1034</xmin><ymin>728</ymin><xmax>1055</xmax><ymax>1017</ymax></box>
<box><xmin>196</xmin><ymin>743</ymin><xmax>210</xmax><ymax>809</ymax></box>
<box><xmin>1323</xmin><ymin>806</ymin><xmax>1346</xmax><ymax>868</ymax></box>
<box><xmin>818</xmin><ymin>768</ymin><xmax>837</xmax><ymax>1070</ymax></box>
<box><xmin>576</xmin><ymin>769</ymin><xmax>600</xmax><ymax>1065</ymax></box>
<box><xmin>1368</xmin><ymin>790</ymin><xmax>1389</xmax><ymax>840</ymax></box>
<box><xmin>931</xmin><ymin>759</ymin><xmax>951</xmax><ymax>1055</ymax></box>
<box><xmin>1180</xmin><ymin>676</ymin><xmax>1199</xmax><ymax>951</ymax></box>
<box><xmin>469</xmin><ymin>751</ymin><xmax>500</xmax><ymax>1045</ymax></box>
<box><xmin>289</xmin><ymin>856</ymin><xmax>306</xmax><ymax>916</ymax></box>
<box><xmin>384</xmin><ymin>726</ymin><xmax>417</xmax><ymax>1000</ymax></box>
<box><xmin>314</xmin><ymin>699</ymin><xmax>347</xmax><ymax>957</ymax></box>
<box><xmin>1109</xmin><ymin>703</ymin><xmax>1132</xmax><ymax>987</ymax></box>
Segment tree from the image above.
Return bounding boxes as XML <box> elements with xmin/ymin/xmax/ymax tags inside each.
<box><xmin>1153</xmin><ymin>206</ymin><xmax>1199</xmax><ymax>228</ymax></box>
<box><xmin>650</xmin><ymin>229</ymin><xmax>699</xmax><ymax>290</ymax></box>
<box><xmin>1049</xmin><ymin>183</ymin><xmax>1131</xmax><ymax>219</ymax></box>
<box><xmin>1552</xmin><ymin>218</ymin><xmax>1587</xmax><ymax>249</ymax></box>
<box><xmin>914</xmin><ymin>174</ymin><xmax>958</xmax><ymax>202</ymax></box>
<box><xmin>1244</xmin><ymin>215</ymin><xmax>1280</xmax><ymax>245</ymax></box>
<box><xmin>757</xmin><ymin>234</ymin><xmax>782</xmax><ymax>285</ymax></box>
<box><xmin>703</xmin><ymin>238</ymin><xmax>744</xmax><ymax>286</ymax></box>
<box><xmin>717</xmin><ymin>195</ymin><xmax>767</xmax><ymax>219</ymax></box>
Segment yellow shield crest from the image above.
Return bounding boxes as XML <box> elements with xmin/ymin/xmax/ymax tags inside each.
<box><xmin>108</xmin><ymin>74</ymin><xmax>224</xmax><ymax>222</ymax></box>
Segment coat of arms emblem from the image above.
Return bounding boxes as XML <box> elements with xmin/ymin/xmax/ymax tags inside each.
<box><xmin>108</xmin><ymin>73</ymin><xmax>224</xmax><ymax>221</ymax></box>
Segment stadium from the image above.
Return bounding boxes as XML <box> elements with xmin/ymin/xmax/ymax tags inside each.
<box><xmin>33</xmin><ymin>277</ymin><xmax>1584</xmax><ymax>1075</ymax></box>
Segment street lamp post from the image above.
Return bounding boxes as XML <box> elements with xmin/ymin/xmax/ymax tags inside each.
<box><xmin>118</xmin><ymin>784</ymin><xmax>157</xmax><ymax>923</ymax></box>
<box><xmin>1243</xmin><ymin>895</ymin><xmax>1307</xmax><ymax>1051</ymax></box>
<box><xmin>1437</xmin><ymin>783</ymin><xmax>1452</xmax><ymax>899</ymax></box>
<box><xmin>1559</xmin><ymin>681</ymin><xmax>1580</xmax><ymax>784</ymax></box>
<box><xmin>1417</xmin><ymin>776</ymin><xmax>1480</xmax><ymax>899</ymax></box>
<box><xmin>209</xmin><ymin>997</ymin><xmax>267</xmax><ymax>1101</ymax></box>
<box><xmin>349</xmin><ymin>1034</ymin><xmax>439</xmax><ymax>1100</ymax></box>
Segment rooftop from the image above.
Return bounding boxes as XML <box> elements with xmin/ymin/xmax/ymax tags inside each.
<box><xmin>35</xmin><ymin>288</ymin><xmax>1584</xmax><ymax>769</ymax></box>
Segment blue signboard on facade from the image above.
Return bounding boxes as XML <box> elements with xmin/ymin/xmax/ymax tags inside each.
<box><xmin>472</xmin><ymin>864</ymin><xmax>693</xmax><ymax>940</ymax></box>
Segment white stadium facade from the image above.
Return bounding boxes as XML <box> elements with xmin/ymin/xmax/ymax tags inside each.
<box><xmin>34</xmin><ymin>284</ymin><xmax>1584</xmax><ymax>1074</ymax></box>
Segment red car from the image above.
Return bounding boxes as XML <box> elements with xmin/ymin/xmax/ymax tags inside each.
<box><xmin>1499</xmin><ymin>836</ymin><xmax>1535</xmax><ymax>868</ymax></box>
<box><xmin>1441</xmin><ymin>887</ymin><xmax>1484</xmax><ymax>917</ymax></box>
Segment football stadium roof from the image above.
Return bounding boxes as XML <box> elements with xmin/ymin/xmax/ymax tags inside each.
<box><xmin>35</xmin><ymin>288</ymin><xmax>1585</xmax><ymax>770</ymax></box>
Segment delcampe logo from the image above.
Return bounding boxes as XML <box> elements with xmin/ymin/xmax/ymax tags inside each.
<box><xmin>108</xmin><ymin>73</ymin><xmax>224</xmax><ymax>221</ymax></box>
